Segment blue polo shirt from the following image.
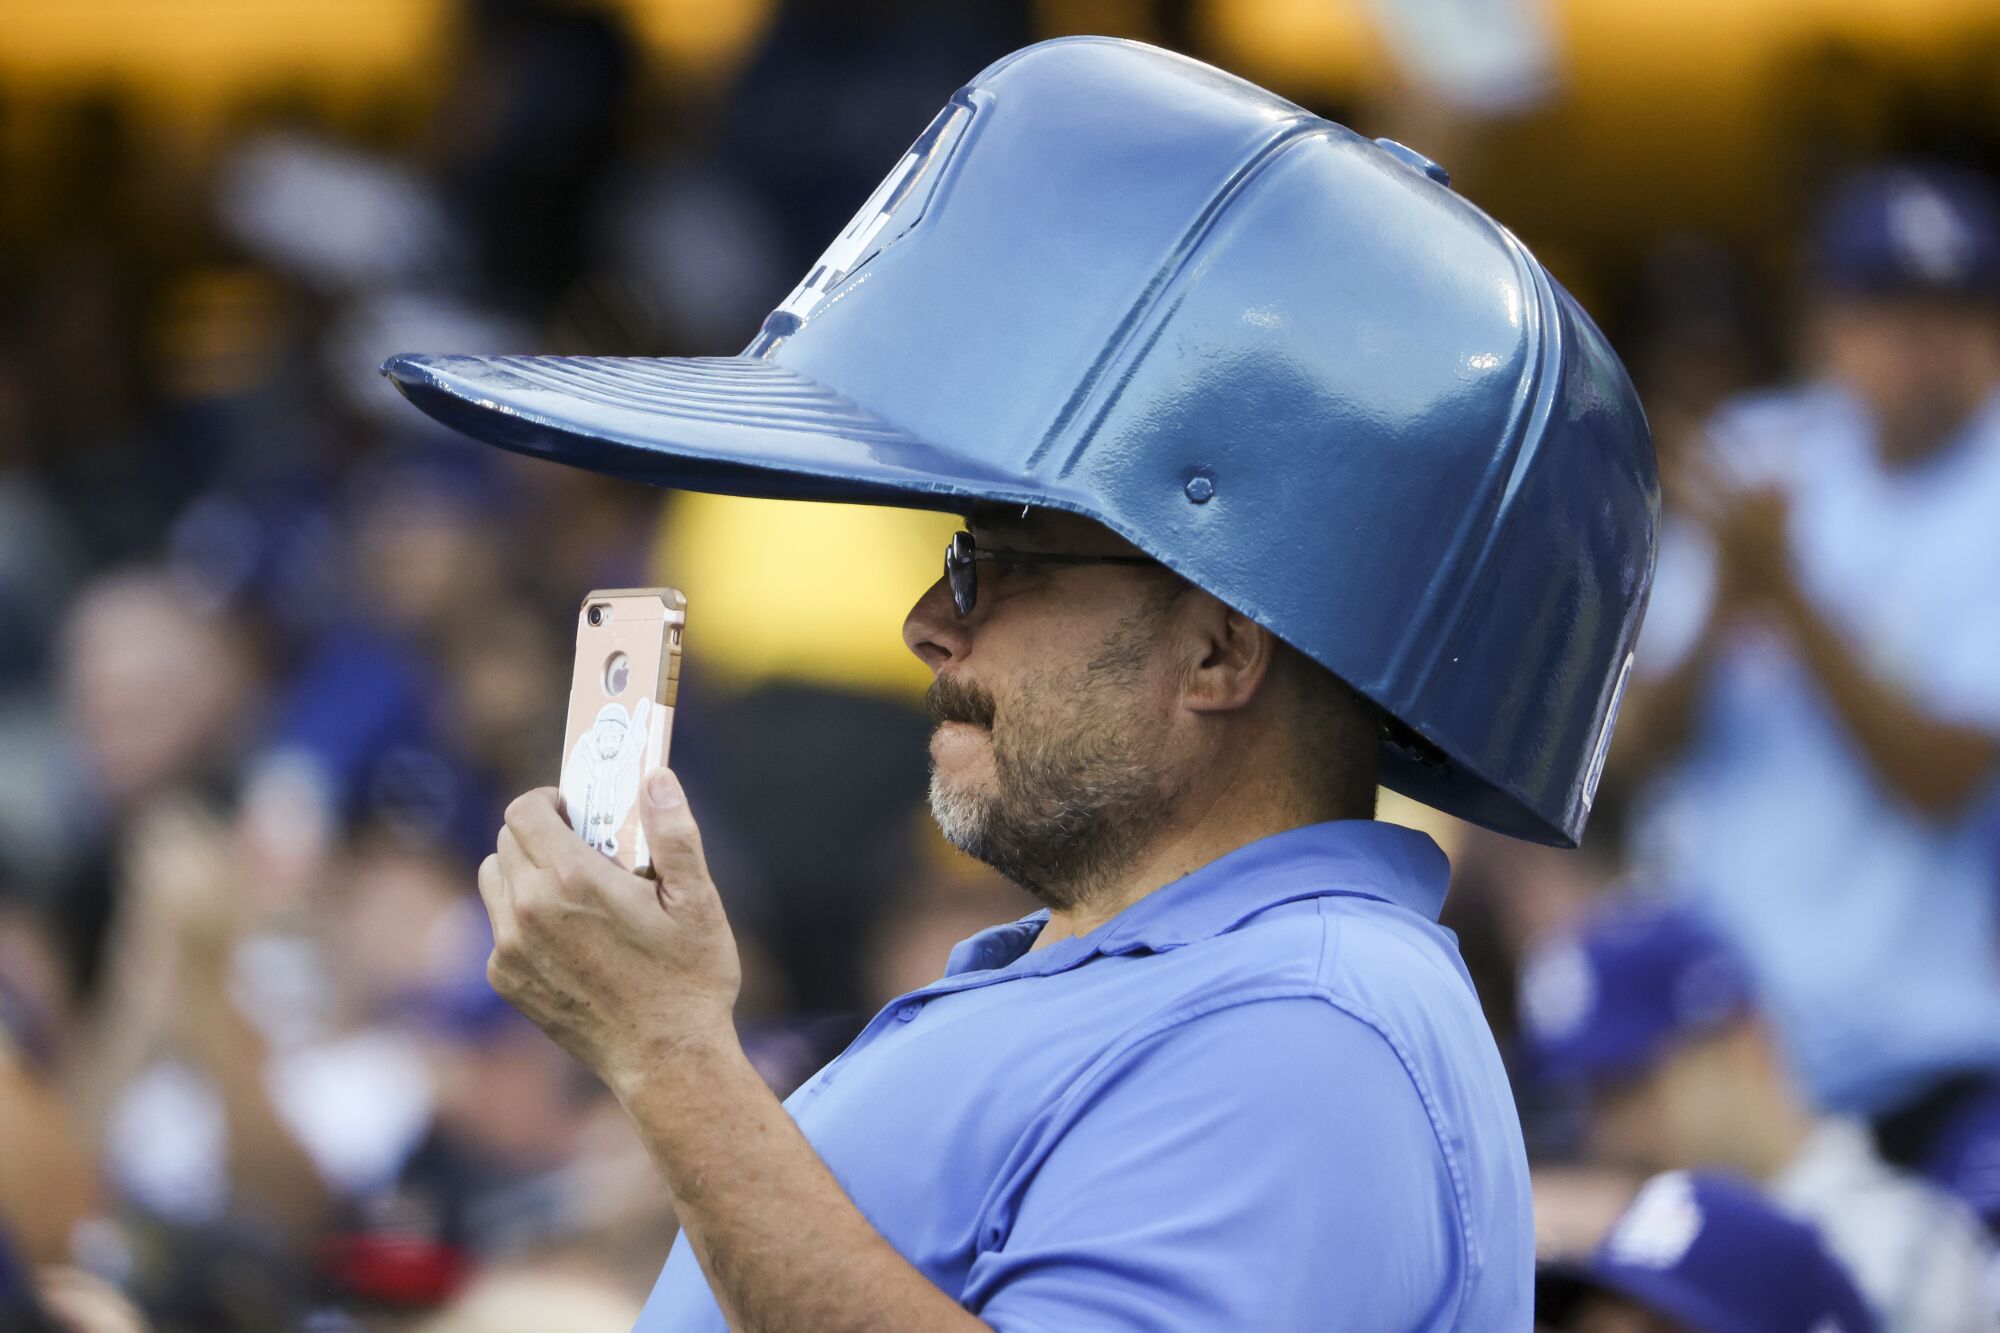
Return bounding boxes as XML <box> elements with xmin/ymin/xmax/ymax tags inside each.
<box><xmin>636</xmin><ymin>821</ymin><xmax>1532</xmax><ymax>1329</ymax></box>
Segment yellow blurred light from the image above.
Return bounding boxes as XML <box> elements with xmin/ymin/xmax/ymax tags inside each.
<box><xmin>0</xmin><ymin>0</ymin><xmax>453</xmax><ymax>100</ymax></box>
<box><xmin>616</xmin><ymin>0</ymin><xmax>775</xmax><ymax>81</ymax></box>
<box><xmin>652</xmin><ymin>494</ymin><xmax>958</xmax><ymax>700</ymax></box>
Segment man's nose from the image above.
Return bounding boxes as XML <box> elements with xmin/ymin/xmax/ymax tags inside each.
<box><xmin>903</xmin><ymin>574</ymin><xmax>971</xmax><ymax>672</ymax></box>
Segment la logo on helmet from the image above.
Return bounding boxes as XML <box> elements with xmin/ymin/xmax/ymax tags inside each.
<box><xmin>750</xmin><ymin>103</ymin><xmax>972</xmax><ymax>353</ymax></box>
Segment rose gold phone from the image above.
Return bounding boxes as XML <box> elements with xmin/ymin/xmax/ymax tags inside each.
<box><xmin>559</xmin><ymin>588</ymin><xmax>686</xmax><ymax>875</ymax></box>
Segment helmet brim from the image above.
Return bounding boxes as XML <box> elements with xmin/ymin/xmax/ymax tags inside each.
<box><xmin>384</xmin><ymin>349</ymin><xmax>1596</xmax><ymax>849</ymax></box>
<box><xmin>383</xmin><ymin>352</ymin><xmax>1060</xmax><ymax>512</ymax></box>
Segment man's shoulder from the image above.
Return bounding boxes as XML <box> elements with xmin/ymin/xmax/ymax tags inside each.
<box><xmin>1199</xmin><ymin>891</ymin><xmax>1479</xmax><ymax>1012</ymax></box>
<box><xmin>1147</xmin><ymin>895</ymin><xmax>1497</xmax><ymax>1093</ymax></box>
<box><xmin>1083</xmin><ymin>900</ymin><xmax>1530</xmax><ymax>1314</ymax></box>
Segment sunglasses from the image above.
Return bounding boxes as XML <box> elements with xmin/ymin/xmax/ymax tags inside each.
<box><xmin>943</xmin><ymin>530</ymin><xmax>1157</xmax><ymax>617</ymax></box>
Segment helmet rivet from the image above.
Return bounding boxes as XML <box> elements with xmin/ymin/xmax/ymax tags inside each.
<box><xmin>1184</xmin><ymin>474</ymin><xmax>1215</xmax><ymax>504</ymax></box>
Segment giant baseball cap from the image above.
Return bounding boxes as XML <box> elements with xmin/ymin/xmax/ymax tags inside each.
<box><xmin>384</xmin><ymin>37</ymin><xmax>1658</xmax><ymax>847</ymax></box>
<box><xmin>1538</xmin><ymin>1171</ymin><xmax>1877</xmax><ymax>1333</ymax></box>
<box><xmin>1518</xmin><ymin>898</ymin><xmax>1756</xmax><ymax>1088</ymax></box>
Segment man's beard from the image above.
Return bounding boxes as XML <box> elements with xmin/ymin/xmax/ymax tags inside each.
<box><xmin>925</xmin><ymin>615</ymin><xmax>1187</xmax><ymax>911</ymax></box>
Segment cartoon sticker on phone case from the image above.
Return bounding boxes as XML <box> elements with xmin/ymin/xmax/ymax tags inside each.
<box><xmin>561</xmin><ymin>696</ymin><xmax>654</xmax><ymax>858</ymax></box>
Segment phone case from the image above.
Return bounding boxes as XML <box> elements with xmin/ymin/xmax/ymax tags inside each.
<box><xmin>558</xmin><ymin>588</ymin><xmax>685</xmax><ymax>874</ymax></box>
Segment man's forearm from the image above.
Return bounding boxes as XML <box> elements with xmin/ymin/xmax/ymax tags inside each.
<box><xmin>613</xmin><ymin>1034</ymin><xmax>986</xmax><ymax>1333</ymax></box>
<box><xmin>1772</xmin><ymin>580</ymin><xmax>1999</xmax><ymax>813</ymax></box>
<box><xmin>180</xmin><ymin>970</ymin><xmax>331</xmax><ymax>1235</ymax></box>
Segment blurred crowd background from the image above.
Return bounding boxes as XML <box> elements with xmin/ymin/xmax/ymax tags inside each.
<box><xmin>2</xmin><ymin>0</ymin><xmax>1999</xmax><ymax>1329</ymax></box>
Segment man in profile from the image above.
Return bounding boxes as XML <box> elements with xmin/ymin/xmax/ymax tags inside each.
<box><xmin>388</xmin><ymin>36</ymin><xmax>1655</xmax><ymax>1332</ymax></box>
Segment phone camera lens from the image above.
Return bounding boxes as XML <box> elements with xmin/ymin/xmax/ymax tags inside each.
<box><xmin>587</xmin><ymin>604</ymin><xmax>606</xmax><ymax>627</ymax></box>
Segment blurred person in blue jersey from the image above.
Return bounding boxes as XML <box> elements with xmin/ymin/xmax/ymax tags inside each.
<box><xmin>1536</xmin><ymin>1170</ymin><xmax>1877</xmax><ymax>1333</ymax></box>
<box><xmin>1520</xmin><ymin>898</ymin><xmax>1996</xmax><ymax>1333</ymax></box>
<box><xmin>1626</xmin><ymin>162</ymin><xmax>2000</xmax><ymax>1129</ymax></box>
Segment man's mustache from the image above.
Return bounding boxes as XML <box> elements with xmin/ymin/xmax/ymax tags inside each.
<box><xmin>927</xmin><ymin>675</ymin><xmax>997</xmax><ymax>728</ymax></box>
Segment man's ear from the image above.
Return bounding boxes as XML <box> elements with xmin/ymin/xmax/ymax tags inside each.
<box><xmin>1177</xmin><ymin>593</ymin><xmax>1278</xmax><ymax>715</ymax></box>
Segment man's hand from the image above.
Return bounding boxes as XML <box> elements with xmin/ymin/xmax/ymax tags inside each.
<box><xmin>1697</xmin><ymin>481</ymin><xmax>2000</xmax><ymax>813</ymax></box>
<box><xmin>479</xmin><ymin>777</ymin><xmax>983</xmax><ymax>1331</ymax></box>
<box><xmin>1709</xmin><ymin>485</ymin><xmax>1795</xmax><ymax>616</ymax></box>
<box><xmin>479</xmin><ymin>772</ymin><xmax>743</xmax><ymax>1096</ymax></box>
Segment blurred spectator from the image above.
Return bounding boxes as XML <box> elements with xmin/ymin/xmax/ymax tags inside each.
<box><xmin>58</xmin><ymin>571</ymin><xmax>258</xmax><ymax>819</ymax></box>
<box><xmin>0</xmin><ymin>889</ymin><xmax>98</xmax><ymax>1269</ymax></box>
<box><xmin>4</xmin><ymin>572</ymin><xmax>262</xmax><ymax>997</ymax></box>
<box><xmin>1536</xmin><ymin>1170</ymin><xmax>1877</xmax><ymax>1333</ymax></box>
<box><xmin>431</xmin><ymin>0</ymin><xmax>639</xmax><ymax>316</ymax></box>
<box><xmin>234</xmin><ymin>445</ymin><xmax>520</xmax><ymax>903</ymax></box>
<box><xmin>1624</xmin><ymin>163</ymin><xmax>2000</xmax><ymax>1125</ymax></box>
<box><xmin>1626</xmin><ymin>236</ymin><xmax>1774</xmax><ymax>467</ymax></box>
<box><xmin>1520</xmin><ymin>897</ymin><xmax>1996</xmax><ymax>1333</ymax></box>
<box><xmin>85</xmin><ymin>799</ymin><xmax>331</xmax><ymax>1235</ymax></box>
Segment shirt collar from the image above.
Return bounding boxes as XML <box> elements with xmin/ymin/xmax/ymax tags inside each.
<box><xmin>942</xmin><ymin>820</ymin><xmax>1450</xmax><ymax>978</ymax></box>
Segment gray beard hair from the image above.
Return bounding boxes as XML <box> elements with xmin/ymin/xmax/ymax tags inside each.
<box><xmin>927</xmin><ymin>622</ymin><xmax>1187</xmax><ymax>911</ymax></box>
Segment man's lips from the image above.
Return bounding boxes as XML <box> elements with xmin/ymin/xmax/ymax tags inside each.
<box><xmin>930</xmin><ymin>718</ymin><xmax>992</xmax><ymax>762</ymax></box>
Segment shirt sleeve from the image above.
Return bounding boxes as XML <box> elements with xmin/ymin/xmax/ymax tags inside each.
<box><xmin>960</xmin><ymin>995</ymin><xmax>1465</xmax><ymax>1331</ymax></box>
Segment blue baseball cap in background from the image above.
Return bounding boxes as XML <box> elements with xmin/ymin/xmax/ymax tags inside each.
<box><xmin>1811</xmin><ymin>163</ymin><xmax>2000</xmax><ymax>299</ymax></box>
<box><xmin>1518</xmin><ymin>898</ymin><xmax>1755</xmax><ymax>1088</ymax></box>
<box><xmin>1538</xmin><ymin>1171</ymin><xmax>1878</xmax><ymax>1333</ymax></box>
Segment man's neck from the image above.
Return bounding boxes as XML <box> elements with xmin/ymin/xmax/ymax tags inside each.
<box><xmin>1028</xmin><ymin>777</ymin><xmax>1363</xmax><ymax>951</ymax></box>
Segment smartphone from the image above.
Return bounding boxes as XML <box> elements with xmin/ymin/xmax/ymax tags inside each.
<box><xmin>558</xmin><ymin>588</ymin><xmax>686</xmax><ymax>875</ymax></box>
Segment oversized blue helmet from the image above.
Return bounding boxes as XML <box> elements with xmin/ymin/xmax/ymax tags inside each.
<box><xmin>386</xmin><ymin>37</ymin><xmax>1657</xmax><ymax>847</ymax></box>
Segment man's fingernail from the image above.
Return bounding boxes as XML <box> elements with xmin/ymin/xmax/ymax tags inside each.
<box><xmin>647</xmin><ymin>768</ymin><xmax>680</xmax><ymax>807</ymax></box>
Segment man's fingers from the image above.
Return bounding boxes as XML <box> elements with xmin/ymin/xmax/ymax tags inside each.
<box><xmin>476</xmin><ymin>852</ymin><xmax>510</xmax><ymax>937</ymax></box>
<box><xmin>502</xmin><ymin>787</ymin><xmax>571</xmax><ymax>868</ymax></box>
<box><xmin>640</xmin><ymin>768</ymin><xmax>713</xmax><ymax>893</ymax></box>
<box><xmin>497</xmin><ymin>825</ymin><xmax>534</xmax><ymax>891</ymax></box>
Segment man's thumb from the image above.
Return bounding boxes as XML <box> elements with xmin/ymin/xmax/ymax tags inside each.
<box><xmin>640</xmin><ymin>767</ymin><xmax>707</xmax><ymax>879</ymax></box>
